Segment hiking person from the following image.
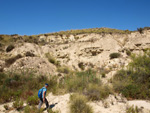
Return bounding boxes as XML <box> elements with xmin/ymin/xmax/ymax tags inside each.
<box><xmin>38</xmin><ymin>83</ymin><xmax>49</xmax><ymax>110</ymax></box>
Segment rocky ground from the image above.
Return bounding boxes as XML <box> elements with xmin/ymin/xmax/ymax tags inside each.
<box><xmin>1</xmin><ymin>93</ymin><xmax>150</xmax><ymax>113</ymax></box>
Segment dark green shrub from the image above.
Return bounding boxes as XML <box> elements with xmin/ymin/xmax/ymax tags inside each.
<box><xmin>86</xmin><ymin>84</ymin><xmax>111</xmax><ymax>101</ymax></box>
<box><xmin>121</xmin><ymin>84</ymin><xmax>140</xmax><ymax>99</ymax></box>
<box><xmin>0</xmin><ymin>43</ymin><xmax>2</xmax><ymax>47</ymax></box>
<box><xmin>101</xmin><ymin>72</ymin><xmax>106</xmax><ymax>78</ymax></box>
<box><xmin>78</xmin><ymin>62</ymin><xmax>85</xmax><ymax>70</ymax></box>
<box><xmin>21</xmin><ymin>90</ymin><xmax>33</xmax><ymax>100</ymax></box>
<box><xmin>0</xmin><ymin>72</ymin><xmax>60</xmax><ymax>104</ymax></box>
<box><xmin>0</xmin><ymin>72</ymin><xmax>7</xmax><ymax>85</ymax></box>
<box><xmin>6</xmin><ymin>44</ymin><xmax>15</xmax><ymax>52</ymax></box>
<box><xmin>5</xmin><ymin>54</ymin><xmax>22</xmax><ymax>66</ymax></box>
<box><xmin>45</xmin><ymin>53</ymin><xmax>60</xmax><ymax>66</ymax></box>
<box><xmin>109</xmin><ymin>53</ymin><xmax>121</xmax><ymax>59</ymax></box>
<box><xmin>13</xmin><ymin>98</ymin><xmax>24</xmax><ymax>110</ymax></box>
<box><xmin>64</xmin><ymin>69</ymin><xmax>100</xmax><ymax>92</ymax></box>
<box><xmin>0</xmin><ymin>86</ymin><xmax>13</xmax><ymax>103</ymax></box>
<box><xmin>57</xmin><ymin>66</ymin><xmax>70</xmax><ymax>74</ymax></box>
<box><xmin>25</xmin><ymin>51</ymin><xmax>35</xmax><ymax>57</ymax></box>
<box><xmin>70</xmin><ymin>94</ymin><xmax>93</xmax><ymax>113</ymax></box>
<box><xmin>27</xmin><ymin>95</ymin><xmax>39</xmax><ymax>105</ymax></box>
<box><xmin>126</xmin><ymin>50</ymin><xmax>131</xmax><ymax>56</ymax></box>
<box><xmin>3</xmin><ymin>104</ymin><xmax>9</xmax><ymax>110</ymax></box>
<box><xmin>113</xmin><ymin>51</ymin><xmax>150</xmax><ymax>99</ymax></box>
<box><xmin>137</xmin><ymin>27</ymin><xmax>143</xmax><ymax>34</ymax></box>
<box><xmin>126</xmin><ymin>105</ymin><xmax>140</xmax><ymax>113</ymax></box>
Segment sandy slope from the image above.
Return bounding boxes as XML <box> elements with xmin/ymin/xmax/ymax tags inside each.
<box><xmin>1</xmin><ymin>93</ymin><xmax>150</xmax><ymax>113</ymax></box>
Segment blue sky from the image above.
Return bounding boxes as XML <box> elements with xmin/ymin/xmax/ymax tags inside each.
<box><xmin>0</xmin><ymin>0</ymin><xmax>150</xmax><ymax>35</ymax></box>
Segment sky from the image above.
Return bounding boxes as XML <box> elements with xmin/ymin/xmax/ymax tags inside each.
<box><xmin>0</xmin><ymin>0</ymin><xmax>150</xmax><ymax>35</ymax></box>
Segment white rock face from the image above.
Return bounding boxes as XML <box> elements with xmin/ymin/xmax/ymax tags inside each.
<box><xmin>5</xmin><ymin>57</ymin><xmax>57</xmax><ymax>76</ymax></box>
<box><xmin>1</xmin><ymin>30</ymin><xmax>150</xmax><ymax>76</ymax></box>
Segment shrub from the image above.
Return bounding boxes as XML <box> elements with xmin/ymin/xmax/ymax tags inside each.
<box><xmin>5</xmin><ymin>54</ymin><xmax>22</xmax><ymax>66</ymax></box>
<box><xmin>3</xmin><ymin>104</ymin><xmax>9</xmax><ymax>110</ymax></box>
<box><xmin>109</xmin><ymin>53</ymin><xmax>121</xmax><ymax>59</ymax></box>
<box><xmin>78</xmin><ymin>62</ymin><xmax>85</xmax><ymax>70</ymax></box>
<box><xmin>70</xmin><ymin>94</ymin><xmax>93</xmax><ymax>113</ymax></box>
<box><xmin>113</xmin><ymin>51</ymin><xmax>150</xmax><ymax>99</ymax></box>
<box><xmin>86</xmin><ymin>84</ymin><xmax>112</xmax><ymax>101</ymax></box>
<box><xmin>6</xmin><ymin>44</ymin><xmax>15</xmax><ymax>52</ymax></box>
<box><xmin>13</xmin><ymin>98</ymin><xmax>24</xmax><ymax>110</ymax></box>
<box><xmin>25</xmin><ymin>51</ymin><xmax>35</xmax><ymax>57</ymax></box>
<box><xmin>126</xmin><ymin>50</ymin><xmax>131</xmax><ymax>56</ymax></box>
<box><xmin>27</xmin><ymin>95</ymin><xmax>39</xmax><ymax>105</ymax></box>
<box><xmin>137</xmin><ymin>27</ymin><xmax>143</xmax><ymax>34</ymax></box>
<box><xmin>0</xmin><ymin>86</ymin><xmax>12</xmax><ymax>103</ymax></box>
<box><xmin>24</xmin><ymin>105</ymin><xmax>43</xmax><ymax>113</ymax></box>
<box><xmin>64</xmin><ymin>69</ymin><xmax>100</xmax><ymax>93</ymax></box>
<box><xmin>101</xmin><ymin>72</ymin><xmax>106</xmax><ymax>78</ymax></box>
<box><xmin>0</xmin><ymin>72</ymin><xmax>60</xmax><ymax>104</ymax></box>
<box><xmin>121</xmin><ymin>84</ymin><xmax>140</xmax><ymax>99</ymax></box>
<box><xmin>45</xmin><ymin>53</ymin><xmax>60</xmax><ymax>66</ymax></box>
<box><xmin>126</xmin><ymin>105</ymin><xmax>140</xmax><ymax>113</ymax></box>
<box><xmin>21</xmin><ymin>90</ymin><xmax>33</xmax><ymax>99</ymax></box>
<box><xmin>57</xmin><ymin>66</ymin><xmax>70</xmax><ymax>74</ymax></box>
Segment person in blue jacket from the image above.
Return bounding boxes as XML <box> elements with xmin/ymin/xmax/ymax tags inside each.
<box><xmin>38</xmin><ymin>83</ymin><xmax>49</xmax><ymax>110</ymax></box>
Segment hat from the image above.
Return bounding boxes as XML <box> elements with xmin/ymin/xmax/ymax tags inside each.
<box><xmin>45</xmin><ymin>83</ymin><xmax>49</xmax><ymax>86</ymax></box>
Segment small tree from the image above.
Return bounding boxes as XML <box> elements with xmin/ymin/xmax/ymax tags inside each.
<box><xmin>137</xmin><ymin>27</ymin><xmax>143</xmax><ymax>34</ymax></box>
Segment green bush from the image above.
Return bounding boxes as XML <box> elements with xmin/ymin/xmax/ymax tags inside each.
<box><xmin>0</xmin><ymin>86</ymin><xmax>12</xmax><ymax>103</ymax></box>
<box><xmin>64</xmin><ymin>69</ymin><xmax>100</xmax><ymax>93</ymax></box>
<box><xmin>126</xmin><ymin>50</ymin><xmax>131</xmax><ymax>56</ymax></box>
<box><xmin>70</xmin><ymin>94</ymin><xmax>93</xmax><ymax>113</ymax></box>
<box><xmin>86</xmin><ymin>84</ymin><xmax>112</xmax><ymax>101</ymax></box>
<box><xmin>109</xmin><ymin>53</ymin><xmax>121</xmax><ymax>59</ymax></box>
<box><xmin>126</xmin><ymin>105</ymin><xmax>140</xmax><ymax>113</ymax></box>
<box><xmin>5</xmin><ymin>54</ymin><xmax>22</xmax><ymax>66</ymax></box>
<box><xmin>6</xmin><ymin>44</ymin><xmax>15</xmax><ymax>52</ymax></box>
<box><xmin>27</xmin><ymin>95</ymin><xmax>39</xmax><ymax>105</ymax></box>
<box><xmin>57</xmin><ymin>66</ymin><xmax>70</xmax><ymax>74</ymax></box>
<box><xmin>113</xmin><ymin>51</ymin><xmax>150</xmax><ymax>99</ymax></box>
<box><xmin>137</xmin><ymin>27</ymin><xmax>143</xmax><ymax>34</ymax></box>
<box><xmin>0</xmin><ymin>72</ymin><xmax>59</xmax><ymax>104</ymax></box>
<box><xmin>121</xmin><ymin>84</ymin><xmax>140</xmax><ymax>99</ymax></box>
<box><xmin>101</xmin><ymin>72</ymin><xmax>106</xmax><ymax>78</ymax></box>
<box><xmin>78</xmin><ymin>62</ymin><xmax>85</xmax><ymax>70</ymax></box>
<box><xmin>45</xmin><ymin>53</ymin><xmax>60</xmax><ymax>66</ymax></box>
<box><xmin>3</xmin><ymin>104</ymin><xmax>9</xmax><ymax>110</ymax></box>
<box><xmin>24</xmin><ymin>105</ymin><xmax>43</xmax><ymax>113</ymax></box>
<box><xmin>13</xmin><ymin>98</ymin><xmax>24</xmax><ymax>110</ymax></box>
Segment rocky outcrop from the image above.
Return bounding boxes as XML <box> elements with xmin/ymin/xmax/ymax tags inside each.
<box><xmin>1</xmin><ymin>30</ymin><xmax>150</xmax><ymax>76</ymax></box>
<box><xmin>5</xmin><ymin>57</ymin><xmax>57</xmax><ymax>76</ymax></box>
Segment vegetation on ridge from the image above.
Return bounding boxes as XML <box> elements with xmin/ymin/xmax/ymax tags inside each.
<box><xmin>43</xmin><ymin>27</ymin><xmax>132</xmax><ymax>36</ymax></box>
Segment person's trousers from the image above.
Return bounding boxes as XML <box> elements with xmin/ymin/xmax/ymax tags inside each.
<box><xmin>38</xmin><ymin>98</ymin><xmax>49</xmax><ymax>109</ymax></box>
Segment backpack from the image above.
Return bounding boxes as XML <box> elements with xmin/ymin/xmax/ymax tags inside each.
<box><xmin>38</xmin><ymin>87</ymin><xmax>45</xmax><ymax>98</ymax></box>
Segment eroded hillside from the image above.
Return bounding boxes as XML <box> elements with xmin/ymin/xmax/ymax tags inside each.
<box><xmin>1</xmin><ymin>27</ymin><xmax>150</xmax><ymax>113</ymax></box>
<box><xmin>0</xmin><ymin>28</ymin><xmax>150</xmax><ymax>76</ymax></box>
